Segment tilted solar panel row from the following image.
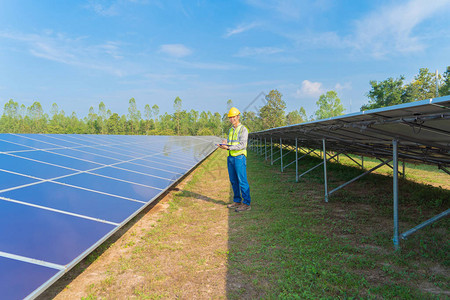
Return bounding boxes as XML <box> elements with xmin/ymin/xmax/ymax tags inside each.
<box><xmin>0</xmin><ymin>134</ymin><xmax>220</xmax><ymax>299</ymax></box>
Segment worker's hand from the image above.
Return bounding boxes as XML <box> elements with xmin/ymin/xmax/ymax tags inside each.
<box><xmin>218</xmin><ymin>144</ymin><xmax>229</xmax><ymax>150</ymax></box>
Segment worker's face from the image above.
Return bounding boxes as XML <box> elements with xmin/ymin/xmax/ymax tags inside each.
<box><xmin>229</xmin><ymin>115</ymin><xmax>239</xmax><ymax>127</ymax></box>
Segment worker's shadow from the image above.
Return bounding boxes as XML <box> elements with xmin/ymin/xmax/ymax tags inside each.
<box><xmin>175</xmin><ymin>188</ymin><xmax>229</xmax><ymax>205</ymax></box>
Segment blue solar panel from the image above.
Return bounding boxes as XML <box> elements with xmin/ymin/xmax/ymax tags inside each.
<box><xmin>18</xmin><ymin>133</ymin><xmax>82</xmax><ymax>148</ymax></box>
<box><xmin>76</xmin><ymin>147</ymin><xmax>134</xmax><ymax>161</ymax></box>
<box><xmin>0</xmin><ymin>257</ymin><xmax>59</xmax><ymax>300</ymax></box>
<box><xmin>14</xmin><ymin>150</ymin><xmax>104</xmax><ymax>171</ymax></box>
<box><xmin>49</xmin><ymin>148</ymin><xmax>120</xmax><ymax>165</ymax></box>
<box><xmin>114</xmin><ymin>162</ymin><xmax>183</xmax><ymax>180</ymax></box>
<box><xmin>0</xmin><ymin>134</ymin><xmax>58</xmax><ymax>150</ymax></box>
<box><xmin>132</xmin><ymin>158</ymin><xmax>190</xmax><ymax>173</ymax></box>
<box><xmin>55</xmin><ymin>172</ymin><xmax>162</xmax><ymax>201</ymax></box>
<box><xmin>0</xmin><ymin>170</ymin><xmax>39</xmax><ymax>190</ymax></box>
<box><xmin>0</xmin><ymin>133</ymin><xmax>219</xmax><ymax>299</ymax></box>
<box><xmin>0</xmin><ymin>154</ymin><xmax>77</xmax><ymax>179</ymax></box>
<box><xmin>90</xmin><ymin>167</ymin><xmax>173</xmax><ymax>189</ymax></box>
<box><xmin>0</xmin><ymin>200</ymin><xmax>115</xmax><ymax>265</ymax></box>
<box><xmin>1</xmin><ymin>182</ymin><xmax>144</xmax><ymax>223</ymax></box>
<box><xmin>0</xmin><ymin>139</ymin><xmax>35</xmax><ymax>152</ymax></box>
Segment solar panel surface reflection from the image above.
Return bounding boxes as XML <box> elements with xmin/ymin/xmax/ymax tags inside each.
<box><xmin>0</xmin><ymin>134</ymin><xmax>219</xmax><ymax>299</ymax></box>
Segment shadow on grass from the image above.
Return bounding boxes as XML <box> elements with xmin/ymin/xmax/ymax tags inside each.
<box><xmin>176</xmin><ymin>189</ymin><xmax>229</xmax><ymax>206</ymax></box>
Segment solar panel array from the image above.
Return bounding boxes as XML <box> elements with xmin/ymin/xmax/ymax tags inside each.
<box><xmin>0</xmin><ymin>133</ymin><xmax>220</xmax><ymax>299</ymax></box>
<box><xmin>250</xmin><ymin>96</ymin><xmax>450</xmax><ymax>166</ymax></box>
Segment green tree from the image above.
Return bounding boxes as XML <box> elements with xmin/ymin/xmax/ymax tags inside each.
<box><xmin>143</xmin><ymin>104</ymin><xmax>152</xmax><ymax>133</ymax></box>
<box><xmin>48</xmin><ymin>103</ymin><xmax>63</xmax><ymax>133</ymax></box>
<box><xmin>173</xmin><ymin>97</ymin><xmax>182</xmax><ymax>135</ymax></box>
<box><xmin>241</xmin><ymin>111</ymin><xmax>262</xmax><ymax>132</ymax></box>
<box><xmin>299</xmin><ymin>107</ymin><xmax>309</xmax><ymax>122</ymax></box>
<box><xmin>259</xmin><ymin>89</ymin><xmax>286</xmax><ymax>129</ymax></box>
<box><xmin>197</xmin><ymin>127</ymin><xmax>213</xmax><ymax>136</ymax></box>
<box><xmin>226</xmin><ymin>99</ymin><xmax>233</xmax><ymax>111</ymax></box>
<box><xmin>27</xmin><ymin>101</ymin><xmax>46</xmax><ymax>133</ymax></box>
<box><xmin>107</xmin><ymin>113</ymin><xmax>120</xmax><ymax>134</ymax></box>
<box><xmin>97</xmin><ymin>101</ymin><xmax>107</xmax><ymax>134</ymax></box>
<box><xmin>128</xmin><ymin>98</ymin><xmax>141</xmax><ymax>134</ymax></box>
<box><xmin>404</xmin><ymin>68</ymin><xmax>439</xmax><ymax>101</ymax></box>
<box><xmin>286</xmin><ymin>109</ymin><xmax>306</xmax><ymax>125</ymax></box>
<box><xmin>439</xmin><ymin>66</ymin><xmax>450</xmax><ymax>96</ymax></box>
<box><xmin>314</xmin><ymin>91</ymin><xmax>345</xmax><ymax>120</ymax></box>
<box><xmin>1</xmin><ymin>99</ymin><xmax>20</xmax><ymax>132</ymax></box>
<box><xmin>361</xmin><ymin>76</ymin><xmax>405</xmax><ymax>110</ymax></box>
<box><xmin>152</xmin><ymin>104</ymin><xmax>159</xmax><ymax>130</ymax></box>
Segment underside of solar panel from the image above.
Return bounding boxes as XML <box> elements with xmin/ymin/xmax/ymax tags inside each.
<box><xmin>250</xmin><ymin>96</ymin><xmax>450</xmax><ymax>167</ymax></box>
<box><xmin>0</xmin><ymin>134</ymin><xmax>220</xmax><ymax>299</ymax></box>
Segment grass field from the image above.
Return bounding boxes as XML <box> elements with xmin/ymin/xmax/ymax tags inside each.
<box><xmin>41</xmin><ymin>148</ymin><xmax>449</xmax><ymax>299</ymax></box>
<box><xmin>230</xmin><ymin>147</ymin><xmax>449</xmax><ymax>298</ymax></box>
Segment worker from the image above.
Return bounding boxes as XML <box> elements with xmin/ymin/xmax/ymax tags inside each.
<box><xmin>218</xmin><ymin>107</ymin><xmax>252</xmax><ymax>212</ymax></box>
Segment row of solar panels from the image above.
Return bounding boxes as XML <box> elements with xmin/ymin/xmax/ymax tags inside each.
<box><xmin>250</xmin><ymin>96</ymin><xmax>450</xmax><ymax>166</ymax></box>
<box><xmin>0</xmin><ymin>134</ymin><xmax>220</xmax><ymax>299</ymax></box>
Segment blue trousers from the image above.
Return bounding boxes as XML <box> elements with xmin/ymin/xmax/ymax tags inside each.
<box><xmin>227</xmin><ymin>155</ymin><xmax>251</xmax><ymax>205</ymax></box>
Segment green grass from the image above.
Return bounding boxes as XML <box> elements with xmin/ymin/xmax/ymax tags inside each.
<box><xmin>226</xmin><ymin>148</ymin><xmax>449</xmax><ymax>299</ymax></box>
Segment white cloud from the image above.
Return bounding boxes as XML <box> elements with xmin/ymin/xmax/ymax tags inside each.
<box><xmin>235</xmin><ymin>46</ymin><xmax>284</xmax><ymax>57</ymax></box>
<box><xmin>84</xmin><ymin>0</ymin><xmax>153</xmax><ymax>16</ymax></box>
<box><xmin>295</xmin><ymin>80</ymin><xmax>324</xmax><ymax>98</ymax></box>
<box><xmin>0</xmin><ymin>30</ymin><xmax>125</xmax><ymax>76</ymax></box>
<box><xmin>245</xmin><ymin>0</ymin><xmax>315</xmax><ymax>20</ymax></box>
<box><xmin>84</xmin><ymin>0</ymin><xmax>120</xmax><ymax>16</ymax></box>
<box><xmin>224</xmin><ymin>22</ymin><xmax>260</xmax><ymax>38</ymax></box>
<box><xmin>334</xmin><ymin>82</ymin><xmax>351</xmax><ymax>91</ymax></box>
<box><xmin>350</xmin><ymin>0</ymin><xmax>450</xmax><ymax>57</ymax></box>
<box><xmin>159</xmin><ymin>44</ymin><xmax>192</xmax><ymax>58</ymax></box>
<box><xmin>282</xmin><ymin>0</ymin><xmax>450</xmax><ymax>58</ymax></box>
<box><xmin>176</xmin><ymin>60</ymin><xmax>242</xmax><ymax>71</ymax></box>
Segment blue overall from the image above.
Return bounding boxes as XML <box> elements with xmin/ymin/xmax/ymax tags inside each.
<box><xmin>227</xmin><ymin>155</ymin><xmax>251</xmax><ymax>205</ymax></box>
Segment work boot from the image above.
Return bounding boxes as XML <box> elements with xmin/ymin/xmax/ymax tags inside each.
<box><xmin>235</xmin><ymin>204</ymin><xmax>251</xmax><ymax>212</ymax></box>
<box><xmin>227</xmin><ymin>202</ymin><xmax>241</xmax><ymax>209</ymax></box>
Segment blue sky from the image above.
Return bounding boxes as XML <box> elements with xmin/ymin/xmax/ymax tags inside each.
<box><xmin>0</xmin><ymin>0</ymin><xmax>449</xmax><ymax>118</ymax></box>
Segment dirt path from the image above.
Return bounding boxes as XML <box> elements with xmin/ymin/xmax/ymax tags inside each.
<box><xmin>40</xmin><ymin>150</ymin><xmax>230</xmax><ymax>299</ymax></box>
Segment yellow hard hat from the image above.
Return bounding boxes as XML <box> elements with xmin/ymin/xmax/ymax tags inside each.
<box><xmin>228</xmin><ymin>107</ymin><xmax>241</xmax><ymax>117</ymax></box>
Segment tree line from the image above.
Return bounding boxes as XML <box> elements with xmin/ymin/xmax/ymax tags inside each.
<box><xmin>1</xmin><ymin>67</ymin><xmax>448</xmax><ymax>136</ymax></box>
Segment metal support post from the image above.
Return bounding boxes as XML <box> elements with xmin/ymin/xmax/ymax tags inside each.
<box><xmin>439</xmin><ymin>165</ymin><xmax>450</xmax><ymax>175</ymax></box>
<box><xmin>270</xmin><ymin>137</ymin><xmax>273</xmax><ymax>165</ymax></box>
<box><xmin>258</xmin><ymin>138</ymin><xmax>261</xmax><ymax>155</ymax></box>
<box><xmin>280</xmin><ymin>138</ymin><xmax>283</xmax><ymax>172</ymax></box>
<box><xmin>393</xmin><ymin>140</ymin><xmax>400</xmax><ymax>251</ymax></box>
<box><xmin>402</xmin><ymin>160</ymin><xmax>405</xmax><ymax>179</ymax></box>
<box><xmin>260</xmin><ymin>138</ymin><xmax>262</xmax><ymax>155</ymax></box>
<box><xmin>328</xmin><ymin>158</ymin><xmax>393</xmax><ymax>196</ymax></box>
<box><xmin>265</xmin><ymin>138</ymin><xmax>267</xmax><ymax>161</ymax></box>
<box><xmin>401</xmin><ymin>209</ymin><xmax>450</xmax><ymax>240</ymax></box>
<box><xmin>323</xmin><ymin>139</ymin><xmax>328</xmax><ymax>202</ymax></box>
<box><xmin>342</xmin><ymin>153</ymin><xmax>364</xmax><ymax>168</ymax></box>
<box><xmin>295</xmin><ymin>138</ymin><xmax>298</xmax><ymax>182</ymax></box>
<box><xmin>361</xmin><ymin>156</ymin><xmax>364</xmax><ymax>169</ymax></box>
<box><xmin>261</xmin><ymin>138</ymin><xmax>263</xmax><ymax>156</ymax></box>
<box><xmin>297</xmin><ymin>151</ymin><xmax>341</xmax><ymax>180</ymax></box>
